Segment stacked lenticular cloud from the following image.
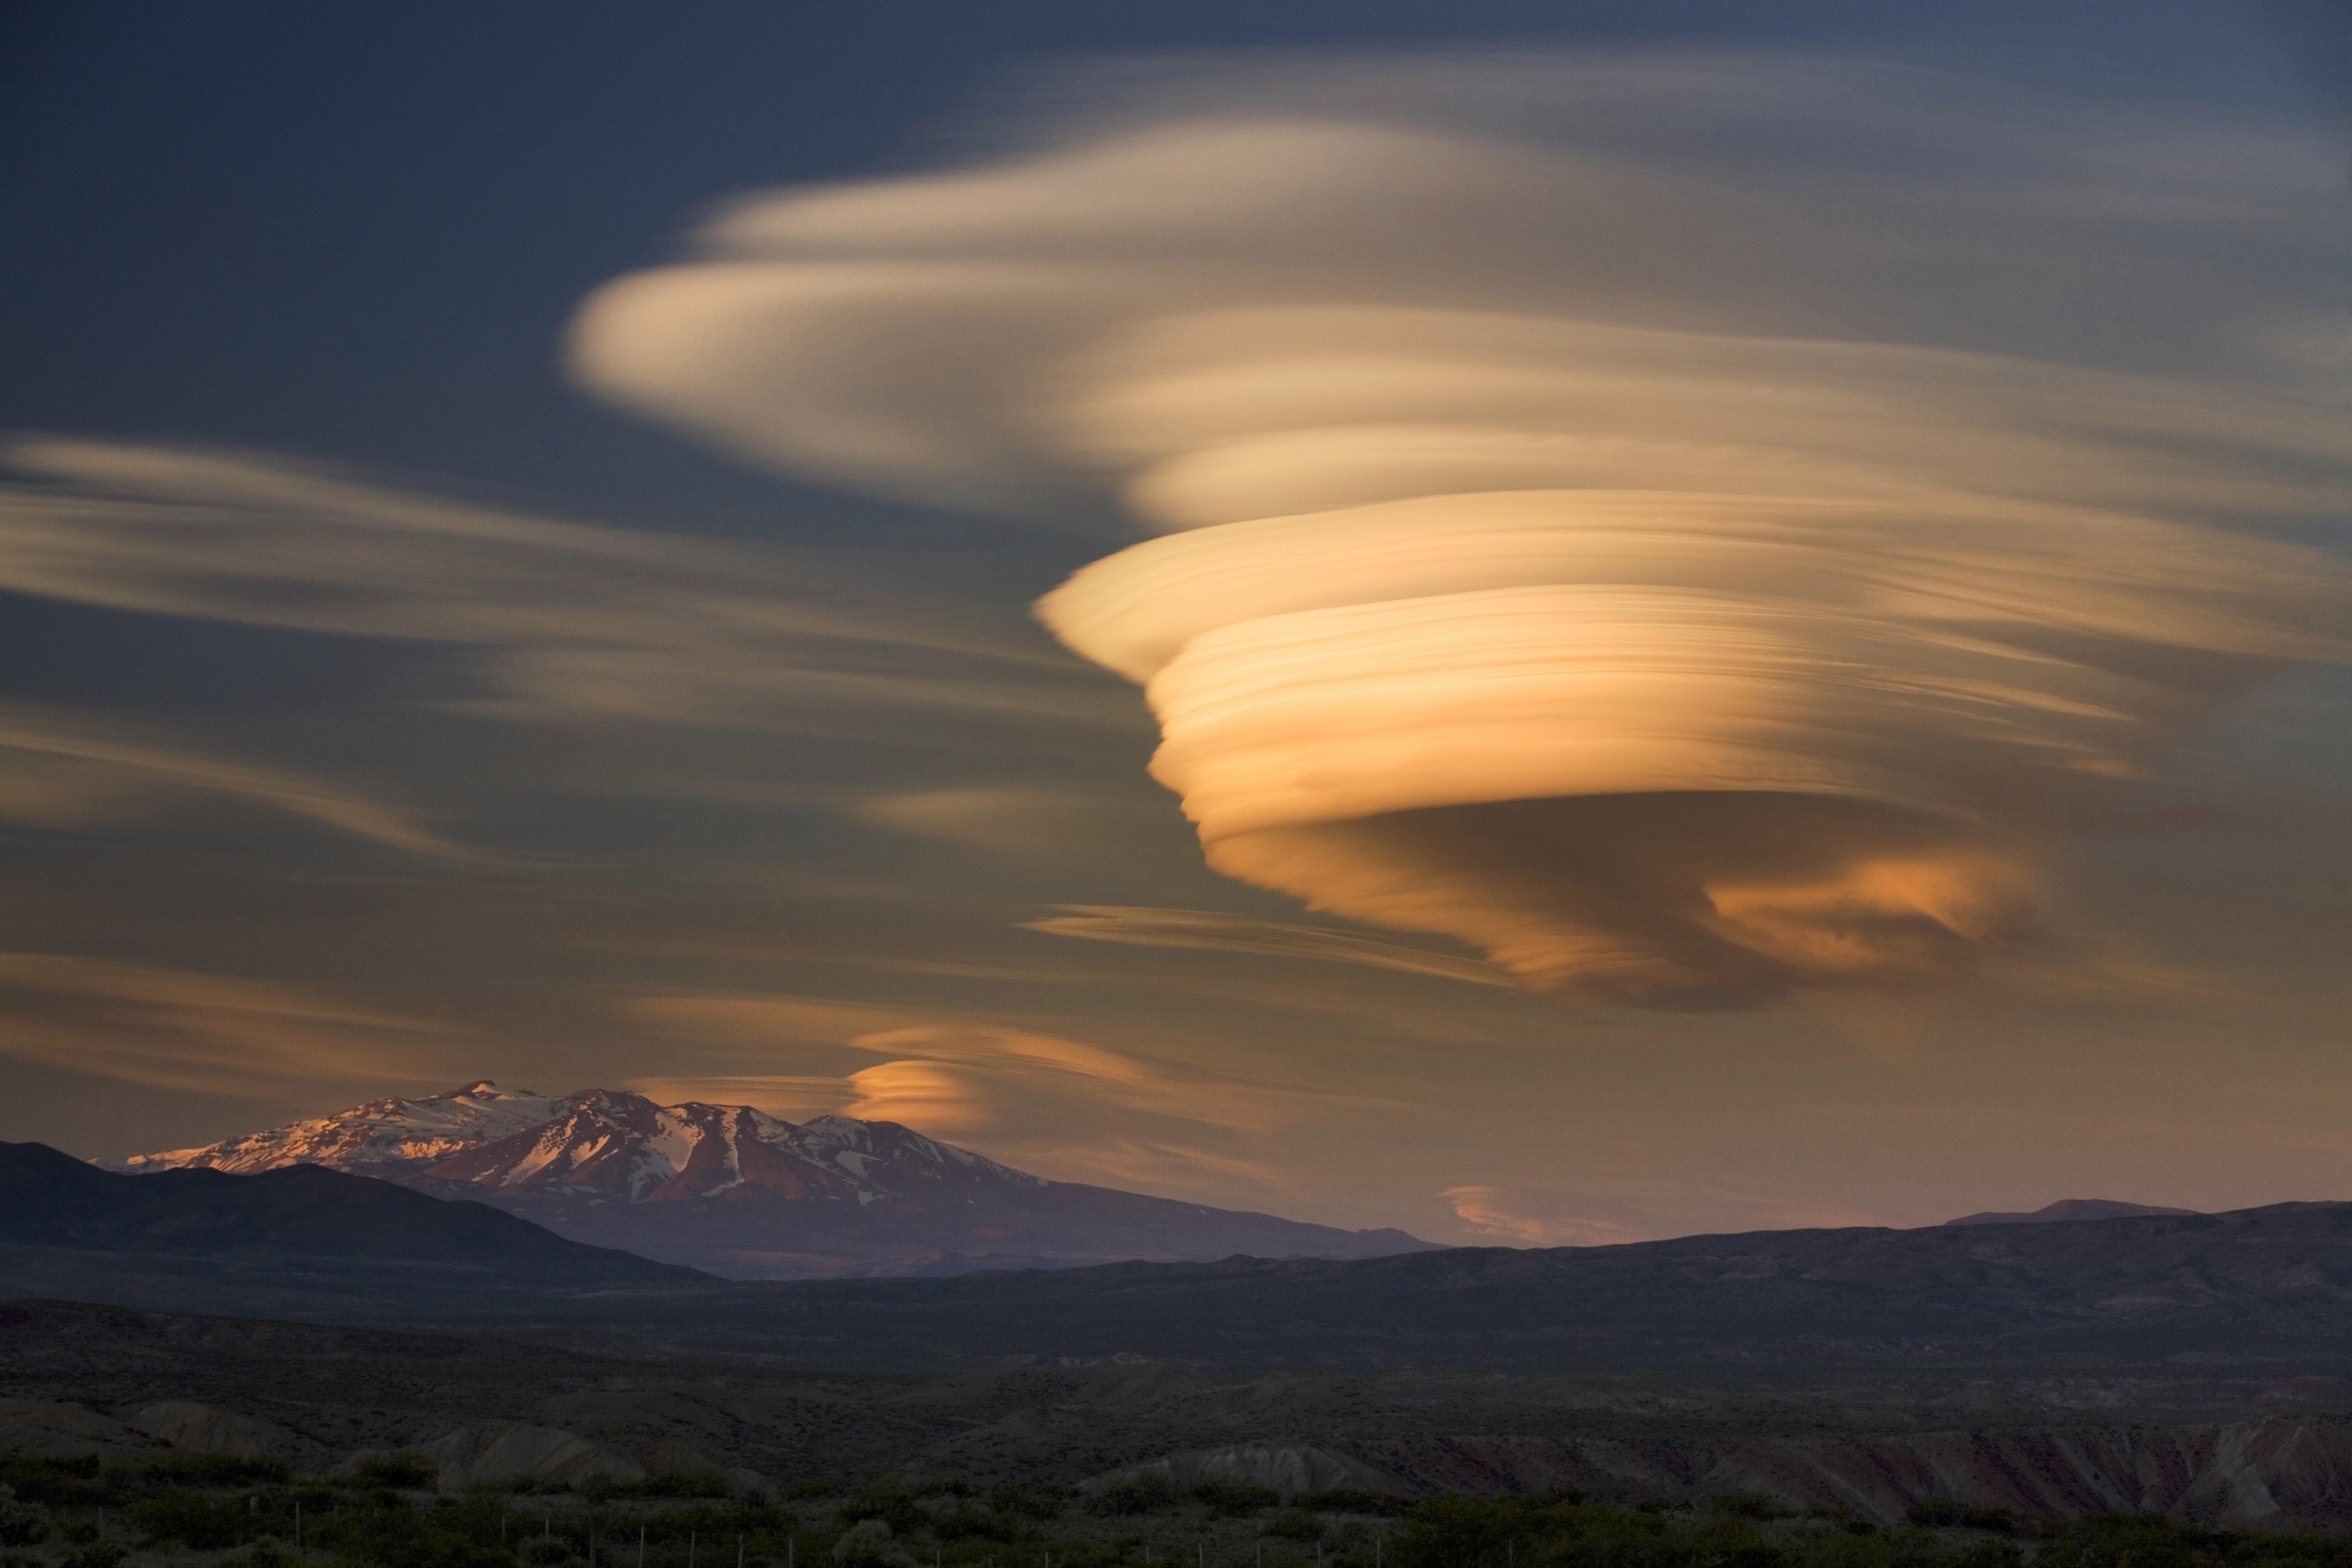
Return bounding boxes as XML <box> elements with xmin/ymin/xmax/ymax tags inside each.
<box><xmin>573</xmin><ymin>58</ymin><xmax>2351</xmax><ymax>1004</ymax></box>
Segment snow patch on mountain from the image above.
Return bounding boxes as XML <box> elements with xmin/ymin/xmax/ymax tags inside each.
<box><xmin>106</xmin><ymin>1082</ymin><xmax>568</xmax><ymax>1176</ymax></box>
<box><xmin>106</xmin><ymin>1082</ymin><xmax>1050</xmax><ymax>1206</ymax></box>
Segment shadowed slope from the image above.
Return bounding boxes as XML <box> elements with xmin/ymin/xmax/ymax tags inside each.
<box><xmin>0</xmin><ymin>1140</ymin><xmax>707</xmax><ymax>1288</ymax></box>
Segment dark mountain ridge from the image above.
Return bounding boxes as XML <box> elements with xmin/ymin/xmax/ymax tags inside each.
<box><xmin>12</xmin><ymin>1147</ymin><xmax>2352</xmax><ymax>1380</ymax></box>
<box><xmin>469</xmin><ymin>1198</ymin><xmax>2352</xmax><ymax>1371</ymax></box>
<box><xmin>0</xmin><ymin>1140</ymin><xmax>707</xmax><ymax>1289</ymax></box>
<box><xmin>1945</xmin><ymin>1197</ymin><xmax>2200</xmax><ymax>1226</ymax></box>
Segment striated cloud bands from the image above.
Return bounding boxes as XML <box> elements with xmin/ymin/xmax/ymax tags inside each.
<box><xmin>0</xmin><ymin>437</ymin><xmax>1129</xmax><ymax>744</ymax></box>
<box><xmin>574</xmin><ymin>55</ymin><xmax>2351</xmax><ymax>1005</ymax></box>
<box><xmin>0</xmin><ymin>955</ymin><xmax>449</xmax><ymax>1095</ymax></box>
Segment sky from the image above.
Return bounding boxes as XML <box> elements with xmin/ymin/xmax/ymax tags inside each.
<box><xmin>1</xmin><ymin>0</ymin><xmax>2349</xmax><ymax>1249</ymax></box>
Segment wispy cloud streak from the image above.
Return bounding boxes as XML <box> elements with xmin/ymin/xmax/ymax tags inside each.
<box><xmin>0</xmin><ymin>702</ymin><xmax>480</xmax><ymax>861</ymax></box>
<box><xmin>1023</xmin><ymin>905</ymin><xmax>1512</xmax><ymax>986</ymax></box>
<box><xmin>0</xmin><ymin>954</ymin><xmax>448</xmax><ymax>1094</ymax></box>
<box><xmin>0</xmin><ymin>437</ymin><xmax>1130</xmax><ymax>741</ymax></box>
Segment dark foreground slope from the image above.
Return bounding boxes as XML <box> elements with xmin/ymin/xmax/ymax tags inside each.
<box><xmin>492</xmin><ymin>1199</ymin><xmax>2352</xmax><ymax>1371</ymax></box>
<box><xmin>0</xmin><ymin>1140</ymin><xmax>708</xmax><ymax>1315</ymax></box>
<box><xmin>18</xmin><ymin>1299</ymin><xmax>2352</xmax><ymax>1528</ymax></box>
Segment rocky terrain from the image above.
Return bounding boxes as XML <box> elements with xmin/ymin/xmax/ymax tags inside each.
<box><xmin>18</xmin><ymin>1173</ymin><xmax>2352</xmax><ymax>1536</ymax></box>
<box><xmin>1095</xmin><ymin>1423</ymin><xmax>2352</xmax><ymax>1528</ymax></box>
<box><xmin>15</xmin><ymin>1300</ymin><xmax>2352</xmax><ymax>1529</ymax></box>
<box><xmin>106</xmin><ymin>1082</ymin><xmax>1438</xmax><ymax>1278</ymax></box>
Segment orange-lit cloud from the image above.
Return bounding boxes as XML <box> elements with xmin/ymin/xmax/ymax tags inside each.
<box><xmin>0</xmin><ymin>954</ymin><xmax>450</xmax><ymax>1094</ymax></box>
<box><xmin>1438</xmin><ymin>1180</ymin><xmax>1888</xmax><ymax>1247</ymax></box>
<box><xmin>575</xmin><ymin>55</ymin><xmax>2349</xmax><ymax>1007</ymax></box>
<box><xmin>1022</xmin><ymin>905</ymin><xmax>1511</xmax><ymax>986</ymax></box>
<box><xmin>628</xmin><ymin>1003</ymin><xmax>1356</xmax><ymax>1195</ymax></box>
<box><xmin>1439</xmin><ymin>1186</ymin><xmax>1641</xmax><ymax>1248</ymax></box>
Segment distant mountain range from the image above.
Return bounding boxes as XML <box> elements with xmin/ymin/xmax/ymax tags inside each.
<box><xmin>487</xmin><ymin>1198</ymin><xmax>2352</xmax><ymax>1373</ymax></box>
<box><xmin>11</xmin><ymin>1134</ymin><xmax>2352</xmax><ymax>1377</ymax></box>
<box><xmin>105</xmin><ymin>1082</ymin><xmax>1440</xmax><ymax>1278</ymax></box>
<box><xmin>1945</xmin><ymin>1198</ymin><xmax>2200</xmax><ymax>1226</ymax></box>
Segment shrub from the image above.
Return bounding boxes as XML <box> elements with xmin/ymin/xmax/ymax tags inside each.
<box><xmin>1267</xmin><ymin>1509</ymin><xmax>1328</xmax><ymax>1541</ymax></box>
<box><xmin>992</xmin><ymin>1481</ymin><xmax>1069</xmax><ymax>1521</ymax></box>
<box><xmin>124</xmin><ymin>1454</ymin><xmax>289</xmax><ymax>1488</ymax></box>
<box><xmin>1905</xmin><ymin>1502</ymin><xmax>2020</xmax><ymax>1536</ymax></box>
<box><xmin>1709</xmin><ymin>1494</ymin><xmax>1793</xmax><ymax>1521</ymax></box>
<box><xmin>1799</xmin><ymin>1508</ymin><xmax>1878</xmax><ymax>1536</ymax></box>
<box><xmin>1297</xmin><ymin>1489</ymin><xmax>1409</xmax><ymax>1518</ymax></box>
<box><xmin>0</xmin><ymin>1494</ymin><xmax>47</xmax><ymax>1547</ymax></box>
<box><xmin>1093</xmin><ymin>1474</ymin><xmax>1178</xmax><ymax>1516</ymax></box>
<box><xmin>935</xmin><ymin>1507</ymin><xmax>1017</xmax><ymax>1542</ymax></box>
<box><xmin>218</xmin><ymin>1543</ymin><xmax>299</xmax><ymax>1568</ymax></box>
<box><xmin>0</xmin><ymin>1453</ymin><xmax>111</xmax><ymax>1508</ymax></box>
<box><xmin>2035</xmin><ymin>1514</ymin><xmax>2221</xmax><ymax>1568</ymax></box>
<box><xmin>1193</xmin><ymin>1480</ymin><xmax>1281</xmax><ymax>1517</ymax></box>
<box><xmin>839</xmin><ymin>1485</ymin><xmax>930</xmax><ymax>1536</ymax></box>
<box><xmin>349</xmin><ymin>1455</ymin><xmax>438</xmax><ymax>1489</ymax></box>
<box><xmin>364</xmin><ymin>1529</ymin><xmax>519</xmax><ymax>1568</ymax></box>
<box><xmin>1950</xmin><ymin>1542</ymin><xmax>2026</xmax><ymax>1568</ymax></box>
<box><xmin>835</xmin><ymin>1517</ymin><xmax>917</xmax><ymax>1568</ymax></box>
<box><xmin>1389</xmin><ymin>1495</ymin><xmax>1521</xmax><ymax>1568</ymax></box>
<box><xmin>127</xmin><ymin>1489</ymin><xmax>250</xmax><ymax>1550</ymax></box>
<box><xmin>622</xmin><ymin>1470</ymin><xmax>734</xmax><ymax>1500</ymax></box>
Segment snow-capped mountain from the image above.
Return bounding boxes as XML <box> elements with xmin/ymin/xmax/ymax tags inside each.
<box><xmin>420</xmin><ymin>1089</ymin><xmax>1043</xmax><ymax>1204</ymax></box>
<box><xmin>110</xmin><ymin>1082</ymin><xmax>1041</xmax><ymax>1204</ymax></box>
<box><xmin>107</xmin><ymin>1083</ymin><xmax>1440</xmax><ymax>1280</ymax></box>
<box><xmin>111</xmin><ymin>1082</ymin><xmax>565</xmax><ymax>1176</ymax></box>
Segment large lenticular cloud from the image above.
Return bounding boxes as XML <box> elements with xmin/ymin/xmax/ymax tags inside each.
<box><xmin>573</xmin><ymin>56</ymin><xmax>2351</xmax><ymax>1005</ymax></box>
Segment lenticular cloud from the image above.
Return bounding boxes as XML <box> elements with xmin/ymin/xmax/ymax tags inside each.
<box><xmin>573</xmin><ymin>56</ymin><xmax>2352</xmax><ymax>1005</ymax></box>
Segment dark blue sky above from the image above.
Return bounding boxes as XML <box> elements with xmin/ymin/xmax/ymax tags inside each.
<box><xmin>4</xmin><ymin>0</ymin><xmax>2343</xmax><ymax>531</ymax></box>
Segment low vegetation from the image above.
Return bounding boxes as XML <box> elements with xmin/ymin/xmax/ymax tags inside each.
<box><xmin>5</xmin><ymin>1452</ymin><xmax>2352</xmax><ymax>1568</ymax></box>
